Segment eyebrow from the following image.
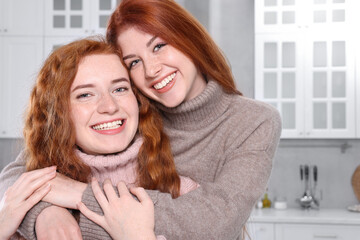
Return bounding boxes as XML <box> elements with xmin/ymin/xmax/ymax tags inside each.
<box><xmin>71</xmin><ymin>78</ymin><xmax>129</xmax><ymax>92</ymax></box>
<box><xmin>123</xmin><ymin>36</ymin><xmax>158</xmax><ymax>61</ymax></box>
<box><xmin>146</xmin><ymin>36</ymin><xmax>157</xmax><ymax>47</ymax></box>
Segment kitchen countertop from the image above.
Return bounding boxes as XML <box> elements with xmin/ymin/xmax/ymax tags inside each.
<box><xmin>248</xmin><ymin>208</ymin><xmax>360</xmax><ymax>225</ymax></box>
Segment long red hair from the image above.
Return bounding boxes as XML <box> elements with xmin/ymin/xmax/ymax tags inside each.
<box><xmin>24</xmin><ymin>38</ymin><xmax>180</xmax><ymax>197</ymax></box>
<box><xmin>107</xmin><ymin>0</ymin><xmax>241</xmax><ymax>95</ymax></box>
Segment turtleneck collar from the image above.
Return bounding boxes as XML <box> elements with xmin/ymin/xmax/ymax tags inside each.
<box><xmin>76</xmin><ymin>136</ymin><xmax>143</xmax><ymax>169</ymax></box>
<box><xmin>156</xmin><ymin>80</ymin><xmax>232</xmax><ymax>130</ymax></box>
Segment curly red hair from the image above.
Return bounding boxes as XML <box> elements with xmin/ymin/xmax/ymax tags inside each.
<box><xmin>24</xmin><ymin>38</ymin><xmax>180</xmax><ymax>197</ymax></box>
<box><xmin>107</xmin><ymin>0</ymin><xmax>242</xmax><ymax>95</ymax></box>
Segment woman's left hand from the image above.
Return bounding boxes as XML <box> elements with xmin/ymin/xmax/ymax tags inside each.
<box><xmin>42</xmin><ymin>173</ymin><xmax>87</xmax><ymax>209</ymax></box>
<box><xmin>78</xmin><ymin>178</ymin><xmax>156</xmax><ymax>240</ymax></box>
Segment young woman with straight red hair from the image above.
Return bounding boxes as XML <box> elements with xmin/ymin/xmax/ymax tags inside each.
<box><xmin>0</xmin><ymin>37</ymin><xmax>199</xmax><ymax>239</ymax></box>
<box><xmin>104</xmin><ymin>0</ymin><xmax>281</xmax><ymax>239</ymax></box>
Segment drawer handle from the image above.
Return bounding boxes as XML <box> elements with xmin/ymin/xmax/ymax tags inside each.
<box><xmin>313</xmin><ymin>234</ymin><xmax>338</xmax><ymax>239</ymax></box>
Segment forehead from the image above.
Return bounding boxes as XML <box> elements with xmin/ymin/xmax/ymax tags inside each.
<box><xmin>75</xmin><ymin>54</ymin><xmax>129</xmax><ymax>82</ymax></box>
<box><xmin>117</xmin><ymin>28</ymin><xmax>155</xmax><ymax>50</ymax></box>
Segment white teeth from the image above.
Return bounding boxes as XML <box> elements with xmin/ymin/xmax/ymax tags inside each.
<box><xmin>92</xmin><ymin>120</ymin><xmax>123</xmax><ymax>130</ymax></box>
<box><xmin>154</xmin><ymin>73</ymin><xmax>176</xmax><ymax>90</ymax></box>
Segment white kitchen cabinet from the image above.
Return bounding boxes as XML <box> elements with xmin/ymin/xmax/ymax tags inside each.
<box><xmin>275</xmin><ymin>223</ymin><xmax>360</xmax><ymax>240</ymax></box>
<box><xmin>44</xmin><ymin>0</ymin><xmax>121</xmax><ymax>37</ymax></box>
<box><xmin>255</xmin><ymin>0</ymin><xmax>350</xmax><ymax>34</ymax></box>
<box><xmin>248</xmin><ymin>208</ymin><xmax>360</xmax><ymax>240</ymax></box>
<box><xmin>0</xmin><ymin>0</ymin><xmax>44</xmax><ymax>138</ymax></box>
<box><xmin>245</xmin><ymin>223</ymin><xmax>275</xmax><ymax>240</ymax></box>
<box><xmin>0</xmin><ymin>0</ymin><xmax>43</xmax><ymax>36</ymax></box>
<box><xmin>255</xmin><ymin>0</ymin><xmax>357</xmax><ymax>138</ymax></box>
<box><xmin>0</xmin><ymin>37</ymin><xmax>43</xmax><ymax>138</ymax></box>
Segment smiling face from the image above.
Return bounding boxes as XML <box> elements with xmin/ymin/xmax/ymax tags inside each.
<box><xmin>117</xmin><ymin>27</ymin><xmax>207</xmax><ymax>108</ymax></box>
<box><xmin>70</xmin><ymin>53</ymin><xmax>139</xmax><ymax>155</ymax></box>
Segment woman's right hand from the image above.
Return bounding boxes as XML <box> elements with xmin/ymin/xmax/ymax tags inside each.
<box><xmin>0</xmin><ymin>166</ymin><xmax>56</xmax><ymax>240</ymax></box>
<box><xmin>78</xmin><ymin>179</ymin><xmax>156</xmax><ymax>240</ymax></box>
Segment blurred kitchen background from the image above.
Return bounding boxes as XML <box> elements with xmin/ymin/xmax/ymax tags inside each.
<box><xmin>0</xmin><ymin>0</ymin><xmax>359</xmax><ymax>238</ymax></box>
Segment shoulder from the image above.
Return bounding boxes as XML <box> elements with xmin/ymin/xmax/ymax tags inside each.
<box><xmin>223</xmin><ymin>95</ymin><xmax>282</xmax><ymax>153</ymax></box>
<box><xmin>226</xmin><ymin>95</ymin><xmax>281</xmax><ymax>128</ymax></box>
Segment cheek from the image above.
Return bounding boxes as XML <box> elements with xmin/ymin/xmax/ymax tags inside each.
<box><xmin>70</xmin><ymin>105</ymin><xmax>89</xmax><ymax>127</ymax></box>
<box><xmin>130</xmin><ymin>71</ymin><xmax>147</xmax><ymax>91</ymax></box>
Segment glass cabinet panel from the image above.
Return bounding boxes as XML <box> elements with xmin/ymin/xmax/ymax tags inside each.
<box><xmin>313</xmin><ymin>102</ymin><xmax>327</xmax><ymax>129</ymax></box>
<box><xmin>264</xmin><ymin>43</ymin><xmax>278</xmax><ymax>68</ymax></box>
<box><xmin>45</xmin><ymin>0</ymin><xmax>90</xmax><ymax>36</ymax></box>
<box><xmin>91</xmin><ymin>0</ymin><xmax>121</xmax><ymax>34</ymax></box>
<box><xmin>282</xmin><ymin>72</ymin><xmax>295</xmax><ymax>98</ymax></box>
<box><xmin>255</xmin><ymin>0</ymin><xmax>299</xmax><ymax>33</ymax></box>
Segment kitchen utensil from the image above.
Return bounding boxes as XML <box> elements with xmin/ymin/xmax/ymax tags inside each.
<box><xmin>299</xmin><ymin>165</ymin><xmax>313</xmax><ymax>208</ymax></box>
<box><xmin>312</xmin><ymin>165</ymin><xmax>319</xmax><ymax>208</ymax></box>
<box><xmin>300</xmin><ymin>165</ymin><xmax>305</xmax><ymax>195</ymax></box>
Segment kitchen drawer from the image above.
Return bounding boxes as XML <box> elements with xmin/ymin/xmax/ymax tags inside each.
<box><xmin>245</xmin><ymin>223</ymin><xmax>275</xmax><ymax>240</ymax></box>
<box><xmin>275</xmin><ymin>223</ymin><xmax>360</xmax><ymax>240</ymax></box>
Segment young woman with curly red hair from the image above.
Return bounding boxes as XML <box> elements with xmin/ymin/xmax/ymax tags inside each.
<box><xmin>0</xmin><ymin>38</ymin><xmax>198</xmax><ymax>239</ymax></box>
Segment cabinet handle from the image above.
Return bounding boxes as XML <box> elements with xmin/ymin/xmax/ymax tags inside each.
<box><xmin>313</xmin><ymin>234</ymin><xmax>338</xmax><ymax>239</ymax></box>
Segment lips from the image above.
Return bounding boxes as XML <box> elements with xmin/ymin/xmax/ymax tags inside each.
<box><xmin>91</xmin><ymin>119</ymin><xmax>125</xmax><ymax>135</ymax></box>
<box><xmin>152</xmin><ymin>72</ymin><xmax>177</xmax><ymax>93</ymax></box>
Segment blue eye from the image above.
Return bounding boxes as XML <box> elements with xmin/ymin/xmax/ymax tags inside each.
<box><xmin>76</xmin><ymin>93</ymin><xmax>91</xmax><ymax>99</ymax></box>
<box><xmin>129</xmin><ymin>59</ymin><xmax>140</xmax><ymax>69</ymax></box>
<box><xmin>114</xmin><ymin>87</ymin><xmax>128</xmax><ymax>93</ymax></box>
<box><xmin>154</xmin><ymin>43</ymin><xmax>166</xmax><ymax>52</ymax></box>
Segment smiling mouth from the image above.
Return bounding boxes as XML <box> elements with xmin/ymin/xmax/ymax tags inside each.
<box><xmin>92</xmin><ymin>120</ymin><xmax>124</xmax><ymax>130</ymax></box>
<box><xmin>153</xmin><ymin>72</ymin><xmax>176</xmax><ymax>90</ymax></box>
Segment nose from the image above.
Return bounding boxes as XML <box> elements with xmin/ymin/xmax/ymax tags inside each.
<box><xmin>144</xmin><ymin>57</ymin><xmax>161</xmax><ymax>79</ymax></box>
<box><xmin>97</xmin><ymin>93</ymin><xmax>119</xmax><ymax>115</ymax></box>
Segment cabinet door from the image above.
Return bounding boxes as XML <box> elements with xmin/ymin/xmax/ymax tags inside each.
<box><xmin>91</xmin><ymin>0</ymin><xmax>121</xmax><ymax>35</ymax></box>
<box><xmin>246</xmin><ymin>223</ymin><xmax>275</xmax><ymax>240</ymax></box>
<box><xmin>255</xmin><ymin>34</ymin><xmax>305</xmax><ymax>138</ymax></box>
<box><xmin>0</xmin><ymin>37</ymin><xmax>43</xmax><ymax>138</ymax></box>
<box><xmin>1</xmin><ymin>0</ymin><xmax>44</xmax><ymax>36</ymax></box>
<box><xmin>306</xmin><ymin>0</ymin><xmax>349</xmax><ymax>32</ymax></box>
<box><xmin>44</xmin><ymin>36</ymin><xmax>84</xmax><ymax>58</ymax></box>
<box><xmin>304</xmin><ymin>33</ymin><xmax>356</xmax><ymax>138</ymax></box>
<box><xmin>44</xmin><ymin>0</ymin><xmax>91</xmax><ymax>36</ymax></box>
<box><xmin>275</xmin><ymin>223</ymin><xmax>360</xmax><ymax>240</ymax></box>
<box><xmin>255</xmin><ymin>0</ymin><xmax>302</xmax><ymax>33</ymax></box>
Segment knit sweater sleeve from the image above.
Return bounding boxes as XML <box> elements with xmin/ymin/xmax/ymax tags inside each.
<box><xmin>0</xmin><ymin>150</ymin><xmax>27</xmax><ymax>198</ymax></box>
<box><xmin>0</xmin><ymin>151</ymin><xmax>54</xmax><ymax>240</ymax></box>
<box><xmin>147</xmin><ymin>107</ymin><xmax>282</xmax><ymax>239</ymax></box>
